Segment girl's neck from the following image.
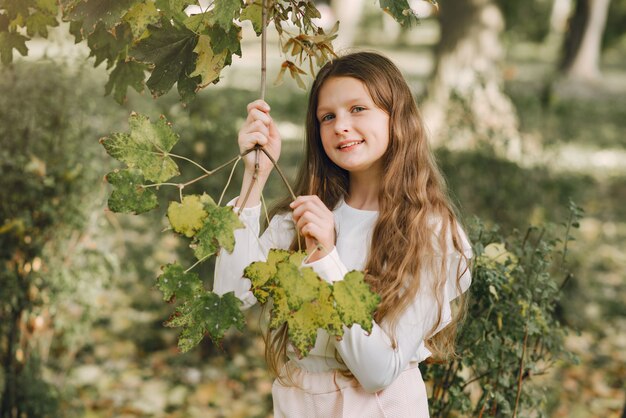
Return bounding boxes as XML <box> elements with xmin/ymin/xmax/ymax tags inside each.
<box><xmin>346</xmin><ymin>170</ymin><xmax>381</xmax><ymax>211</ymax></box>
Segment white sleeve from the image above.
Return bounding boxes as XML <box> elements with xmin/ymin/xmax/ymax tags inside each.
<box><xmin>333</xmin><ymin>226</ymin><xmax>473</xmax><ymax>393</ymax></box>
<box><xmin>212</xmin><ymin>197</ymin><xmax>295</xmax><ymax>309</ymax></box>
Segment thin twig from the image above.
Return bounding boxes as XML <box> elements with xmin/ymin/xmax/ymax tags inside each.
<box><xmin>259</xmin><ymin>147</ymin><xmax>296</xmax><ymax>200</ymax></box>
<box><xmin>261</xmin><ymin>0</ymin><xmax>267</xmax><ymax>101</ymax></box>
<box><xmin>512</xmin><ymin>326</ymin><xmax>529</xmax><ymax>418</ymax></box>
<box><xmin>219</xmin><ymin>156</ymin><xmax>241</xmax><ymax>206</ymax></box>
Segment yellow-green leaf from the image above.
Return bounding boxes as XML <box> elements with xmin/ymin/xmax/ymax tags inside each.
<box><xmin>189</xmin><ymin>34</ymin><xmax>227</xmax><ymax>87</ymax></box>
<box><xmin>167</xmin><ymin>194</ymin><xmax>210</xmax><ymax>238</ymax></box>
<box><xmin>122</xmin><ymin>1</ymin><xmax>160</xmax><ymax>38</ymax></box>
<box><xmin>333</xmin><ymin>271</ymin><xmax>380</xmax><ymax>333</ymax></box>
<box><xmin>192</xmin><ymin>195</ymin><xmax>244</xmax><ymax>259</ymax></box>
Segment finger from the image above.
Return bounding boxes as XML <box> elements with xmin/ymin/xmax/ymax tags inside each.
<box><xmin>294</xmin><ymin>211</ymin><xmax>323</xmax><ymax>232</ymax></box>
<box><xmin>247</xmin><ymin>108</ymin><xmax>272</xmax><ymax>126</ymax></box>
<box><xmin>244</xmin><ymin>120</ymin><xmax>270</xmax><ymax>137</ymax></box>
<box><xmin>247</xmin><ymin>99</ymin><xmax>271</xmax><ymax>114</ymax></box>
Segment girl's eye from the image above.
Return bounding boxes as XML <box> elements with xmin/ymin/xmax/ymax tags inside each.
<box><xmin>351</xmin><ymin>106</ymin><xmax>365</xmax><ymax>113</ymax></box>
<box><xmin>321</xmin><ymin>114</ymin><xmax>334</xmax><ymax>122</ymax></box>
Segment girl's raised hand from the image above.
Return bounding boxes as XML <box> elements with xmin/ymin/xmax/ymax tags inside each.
<box><xmin>290</xmin><ymin>196</ymin><xmax>336</xmax><ymax>263</ymax></box>
<box><xmin>238</xmin><ymin>99</ymin><xmax>281</xmax><ymax>178</ymax></box>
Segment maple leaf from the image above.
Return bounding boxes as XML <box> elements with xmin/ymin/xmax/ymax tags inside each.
<box><xmin>286</xmin><ymin>284</ymin><xmax>343</xmax><ymax>357</ymax></box>
<box><xmin>166</xmin><ymin>291</ymin><xmax>245</xmax><ymax>352</ymax></box>
<box><xmin>122</xmin><ymin>1</ymin><xmax>160</xmax><ymax>39</ymax></box>
<box><xmin>100</xmin><ymin>113</ymin><xmax>180</xmax><ymax>183</ymax></box>
<box><xmin>105</xmin><ymin>59</ymin><xmax>146</xmax><ymax>104</ymax></box>
<box><xmin>156</xmin><ymin>263</ymin><xmax>204</xmax><ymax>302</ymax></box>
<box><xmin>87</xmin><ymin>22</ymin><xmax>133</xmax><ymax>69</ymax></box>
<box><xmin>192</xmin><ymin>195</ymin><xmax>244</xmax><ymax>259</ymax></box>
<box><xmin>66</xmin><ymin>0</ymin><xmax>139</xmax><ymax>35</ymax></box>
<box><xmin>167</xmin><ymin>194</ymin><xmax>210</xmax><ymax>238</ymax></box>
<box><xmin>131</xmin><ymin>19</ymin><xmax>199</xmax><ymax>97</ymax></box>
<box><xmin>105</xmin><ymin>169</ymin><xmax>158</xmax><ymax>214</ymax></box>
<box><xmin>35</xmin><ymin>0</ymin><xmax>58</xmax><ymax>15</ymax></box>
<box><xmin>2</xmin><ymin>0</ymin><xmax>34</xmax><ymax>20</ymax></box>
<box><xmin>155</xmin><ymin>0</ymin><xmax>196</xmax><ymax>22</ymax></box>
<box><xmin>0</xmin><ymin>24</ymin><xmax>29</xmax><ymax>65</ymax></box>
<box><xmin>244</xmin><ymin>249</ymin><xmax>291</xmax><ymax>303</ymax></box>
<box><xmin>24</xmin><ymin>11</ymin><xmax>58</xmax><ymax>37</ymax></box>
<box><xmin>378</xmin><ymin>0</ymin><xmax>417</xmax><ymax>26</ymax></box>
<box><xmin>239</xmin><ymin>0</ymin><xmax>263</xmax><ymax>35</ymax></box>
<box><xmin>189</xmin><ymin>34</ymin><xmax>228</xmax><ymax>88</ymax></box>
<box><xmin>333</xmin><ymin>271</ymin><xmax>380</xmax><ymax>333</ymax></box>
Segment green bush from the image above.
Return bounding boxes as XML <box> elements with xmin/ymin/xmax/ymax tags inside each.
<box><xmin>422</xmin><ymin>204</ymin><xmax>580</xmax><ymax>417</ymax></box>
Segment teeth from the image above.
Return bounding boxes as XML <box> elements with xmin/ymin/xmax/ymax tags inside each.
<box><xmin>339</xmin><ymin>141</ymin><xmax>363</xmax><ymax>149</ymax></box>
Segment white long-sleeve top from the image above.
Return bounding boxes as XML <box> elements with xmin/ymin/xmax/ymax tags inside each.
<box><xmin>213</xmin><ymin>197</ymin><xmax>473</xmax><ymax>393</ymax></box>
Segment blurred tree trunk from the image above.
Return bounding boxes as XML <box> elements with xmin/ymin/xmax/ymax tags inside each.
<box><xmin>559</xmin><ymin>0</ymin><xmax>611</xmax><ymax>79</ymax></box>
<box><xmin>422</xmin><ymin>0</ymin><xmax>522</xmax><ymax>160</ymax></box>
<box><xmin>330</xmin><ymin>0</ymin><xmax>365</xmax><ymax>50</ymax></box>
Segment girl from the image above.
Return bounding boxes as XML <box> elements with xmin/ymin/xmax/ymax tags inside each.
<box><xmin>214</xmin><ymin>51</ymin><xmax>473</xmax><ymax>417</ymax></box>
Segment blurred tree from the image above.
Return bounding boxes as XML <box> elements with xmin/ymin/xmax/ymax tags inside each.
<box><xmin>0</xmin><ymin>62</ymin><xmax>123</xmax><ymax>417</ymax></box>
<box><xmin>560</xmin><ymin>0</ymin><xmax>612</xmax><ymax>79</ymax></box>
<box><xmin>422</xmin><ymin>0</ymin><xmax>522</xmax><ymax>160</ymax></box>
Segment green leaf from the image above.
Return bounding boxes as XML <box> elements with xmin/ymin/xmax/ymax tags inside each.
<box><xmin>105</xmin><ymin>169</ymin><xmax>158</xmax><ymax>214</ymax></box>
<box><xmin>67</xmin><ymin>0</ymin><xmax>139</xmax><ymax>35</ymax></box>
<box><xmin>333</xmin><ymin>271</ymin><xmax>380</xmax><ymax>333</ymax></box>
<box><xmin>189</xmin><ymin>34</ymin><xmax>228</xmax><ymax>87</ymax></box>
<box><xmin>167</xmin><ymin>194</ymin><xmax>210</xmax><ymax>238</ymax></box>
<box><xmin>211</xmin><ymin>0</ymin><xmax>242</xmax><ymax>30</ymax></box>
<box><xmin>166</xmin><ymin>291</ymin><xmax>245</xmax><ymax>352</ymax></box>
<box><xmin>122</xmin><ymin>1</ymin><xmax>160</xmax><ymax>38</ymax></box>
<box><xmin>192</xmin><ymin>195</ymin><xmax>244</xmax><ymax>259</ymax></box>
<box><xmin>105</xmin><ymin>59</ymin><xmax>146</xmax><ymax>104</ymax></box>
<box><xmin>239</xmin><ymin>0</ymin><xmax>263</xmax><ymax>35</ymax></box>
<box><xmin>100</xmin><ymin>113</ymin><xmax>180</xmax><ymax>183</ymax></box>
<box><xmin>378</xmin><ymin>0</ymin><xmax>417</xmax><ymax>26</ymax></box>
<box><xmin>2</xmin><ymin>0</ymin><xmax>34</xmax><ymax>20</ymax></box>
<box><xmin>156</xmin><ymin>263</ymin><xmax>204</xmax><ymax>302</ymax></box>
<box><xmin>24</xmin><ymin>11</ymin><xmax>58</xmax><ymax>37</ymax></box>
<box><xmin>0</xmin><ymin>30</ymin><xmax>28</xmax><ymax>65</ymax></box>
<box><xmin>155</xmin><ymin>0</ymin><xmax>195</xmax><ymax>22</ymax></box>
<box><xmin>206</xmin><ymin>23</ymin><xmax>241</xmax><ymax>55</ymax></box>
<box><xmin>35</xmin><ymin>0</ymin><xmax>58</xmax><ymax>15</ymax></box>
<box><xmin>87</xmin><ymin>21</ymin><xmax>133</xmax><ymax>68</ymax></box>
<box><xmin>131</xmin><ymin>19</ymin><xmax>199</xmax><ymax>97</ymax></box>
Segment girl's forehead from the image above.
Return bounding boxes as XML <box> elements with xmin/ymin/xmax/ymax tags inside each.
<box><xmin>317</xmin><ymin>77</ymin><xmax>373</xmax><ymax>108</ymax></box>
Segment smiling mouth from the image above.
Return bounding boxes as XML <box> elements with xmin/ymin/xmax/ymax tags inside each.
<box><xmin>338</xmin><ymin>140</ymin><xmax>365</xmax><ymax>149</ymax></box>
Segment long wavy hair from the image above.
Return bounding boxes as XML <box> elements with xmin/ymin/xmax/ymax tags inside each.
<box><xmin>265</xmin><ymin>51</ymin><xmax>470</xmax><ymax>382</ymax></box>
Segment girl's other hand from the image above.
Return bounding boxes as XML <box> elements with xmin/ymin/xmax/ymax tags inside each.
<box><xmin>238</xmin><ymin>99</ymin><xmax>281</xmax><ymax>177</ymax></box>
<box><xmin>290</xmin><ymin>196</ymin><xmax>335</xmax><ymax>263</ymax></box>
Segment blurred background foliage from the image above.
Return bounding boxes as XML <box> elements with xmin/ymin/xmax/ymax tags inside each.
<box><xmin>1</xmin><ymin>0</ymin><xmax>625</xmax><ymax>417</ymax></box>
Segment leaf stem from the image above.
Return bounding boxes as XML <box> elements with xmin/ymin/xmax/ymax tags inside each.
<box><xmin>185</xmin><ymin>253</ymin><xmax>212</xmax><ymax>273</ymax></box>
<box><xmin>168</xmin><ymin>152</ymin><xmax>212</xmax><ymax>175</ymax></box>
<box><xmin>141</xmin><ymin>182</ymin><xmax>180</xmax><ymax>188</ymax></box>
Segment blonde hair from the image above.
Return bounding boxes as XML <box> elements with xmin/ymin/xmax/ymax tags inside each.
<box><xmin>266</xmin><ymin>51</ymin><xmax>470</xmax><ymax>382</ymax></box>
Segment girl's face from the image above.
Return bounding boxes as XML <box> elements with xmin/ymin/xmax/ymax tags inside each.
<box><xmin>316</xmin><ymin>77</ymin><xmax>390</xmax><ymax>176</ymax></box>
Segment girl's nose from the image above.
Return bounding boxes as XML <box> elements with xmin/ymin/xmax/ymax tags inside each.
<box><xmin>334</xmin><ymin>114</ymin><xmax>351</xmax><ymax>134</ymax></box>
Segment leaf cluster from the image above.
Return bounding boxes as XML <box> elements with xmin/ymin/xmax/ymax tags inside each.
<box><xmin>1</xmin><ymin>0</ymin><xmax>424</xmax><ymax>103</ymax></box>
<box><xmin>156</xmin><ymin>263</ymin><xmax>245</xmax><ymax>352</ymax></box>
<box><xmin>244</xmin><ymin>249</ymin><xmax>380</xmax><ymax>357</ymax></box>
<box><xmin>423</xmin><ymin>211</ymin><xmax>581</xmax><ymax>417</ymax></box>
